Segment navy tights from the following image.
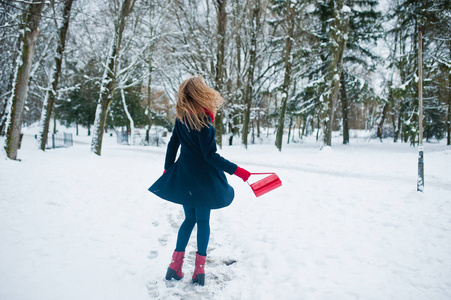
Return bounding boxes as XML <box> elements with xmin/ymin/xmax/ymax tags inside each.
<box><xmin>175</xmin><ymin>205</ymin><xmax>211</xmax><ymax>256</ymax></box>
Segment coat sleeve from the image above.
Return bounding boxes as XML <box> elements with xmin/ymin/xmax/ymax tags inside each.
<box><xmin>198</xmin><ymin>124</ymin><xmax>238</xmax><ymax>175</ymax></box>
<box><xmin>164</xmin><ymin>124</ymin><xmax>180</xmax><ymax>170</ymax></box>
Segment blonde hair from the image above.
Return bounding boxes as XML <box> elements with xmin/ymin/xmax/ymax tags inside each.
<box><xmin>176</xmin><ymin>75</ymin><xmax>224</xmax><ymax>131</ymax></box>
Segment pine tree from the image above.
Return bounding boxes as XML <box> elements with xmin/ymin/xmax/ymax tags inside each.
<box><xmin>339</xmin><ymin>0</ymin><xmax>381</xmax><ymax>144</ymax></box>
<box><xmin>302</xmin><ymin>0</ymin><xmax>380</xmax><ymax>146</ymax></box>
<box><xmin>388</xmin><ymin>0</ymin><xmax>451</xmax><ymax>144</ymax></box>
<box><xmin>57</xmin><ymin>59</ymin><xmax>100</xmax><ymax>136</ymax></box>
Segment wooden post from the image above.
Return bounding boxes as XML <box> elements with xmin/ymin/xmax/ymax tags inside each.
<box><xmin>417</xmin><ymin>26</ymin><xmax>424</xmax><ymax>192</ymax></box>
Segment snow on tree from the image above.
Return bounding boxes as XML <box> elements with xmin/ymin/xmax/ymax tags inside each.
<box><xmin>0</xmin><ymin>2</ymin><xmax>23</xmax><ymax>136</ymax></box>
<box><xmin>2</xmin><ymin>0</ymin><xmax>449</xmax><ymax>152</ymax></box>
<box><xmin>242</xmin><ymin>0</ymin><xmax>262</xmax><ymax>149</ymax></box>
<box><xmin>387</xmin><ymin>0</ymin><xmax>450</xmax><ymax>145</ymax></box>
<box><xmin>272</xmin><ymin>1</ymin><xmax>309</xmax><ymax>151</ymax></box>
<box><xmin>39</xmin><ymin>0</ymin><xmax>75</xmax><ymax>151</ymax></box>
<box><xmin>322</xmin><ymin>0</ymin><xmax>350</xmax><ymax>147</ymax></box>
<box><xmin>91</xmin><ymin>0</ymin><xmax>136</xmax><ymax>156</ymax></box>
<box><xmin>4</xmin><ymin>0</ymin><xmax>45</xmax><ymax>160</ymax></box>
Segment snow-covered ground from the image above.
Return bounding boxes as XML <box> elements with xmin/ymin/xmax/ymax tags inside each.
<box><xmin>1</xmin><ymin>126</ymin><xmax>451</xmax><ymax>300</ymax></box>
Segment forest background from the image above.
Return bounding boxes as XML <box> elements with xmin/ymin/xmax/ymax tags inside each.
<box><xmin>1</xmin><ymin>0</ymin><xmax>450</xmax><ymax>159</ymax></box>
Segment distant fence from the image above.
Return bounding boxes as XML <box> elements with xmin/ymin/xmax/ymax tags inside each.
<box><xmin>117</xmin><ymin>130</ymin><xmax>165</xmax><ymax>146</ymax></box>
<box><xmin>39</xmin><ymin>133</ymin><xmax>73</xmax><ymax>149</ymax></box>
<box><xmin>117</xmin><ymin>131</ymin><xmax>129</xmax><ymax>145</ymax></box>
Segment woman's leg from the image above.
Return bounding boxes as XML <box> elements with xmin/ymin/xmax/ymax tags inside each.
<box><xmin>175</xmin><ymin>205</ymin><xmax>196</xmax><ymax>252</ymax></box>
<box><xmin>195</xmin><ymin>208</ymin><xmax>211</xmax><ymax>256</ymax></box>
<box><xmin>192</xmin><ymin>208</ymin><xmax>210</xmax><ymax>285</ymax></box>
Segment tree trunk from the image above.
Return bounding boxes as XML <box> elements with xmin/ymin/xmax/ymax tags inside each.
<box><xmin>275</xmin><ymin>2</ymin><xmax>294</xmax><ymax>151</ymax></box>
<box><xmin>40</xmin><ymin>0</ymin><xmax>75</xmax><ymax>151</ymax></box>
<box><xmin>146</xmin><ymin>71</ymin><xmax>152</xmax><ymax>144</ymax></box>
<box><xmin>287</xmin><ymin>115</ymin><xmax>293</xmax><ymax>144</ymax></box>
<box><xmin>377</xmin><ymin>102</ymin><xmax>389</xmax><ymax>141</ymax></box>
<box><xmin>378</xmin><ymin>82</ymin><xmax>392</xmax><ymax>142</ymax></box>
<box><xmin>393</xmin><ymin>101</ymin><xmax>400</xmax><ymax>142</ymax></box>
<box><xmin>256</xmin><ymin>109</ymin><xmax>260</xmax><ymax>138</ymax></box>
<box><xmin>340</xmin><ymin>76</ymin><xmax>349</xmax><ymax>144</ymax></box>
<box><xmin>4</xmin><ymin>0</ymin><xmax>45</xmax><ymax>160</ymax></box>
<box><xmin>447</xmin><ymin>64</ymin><xmax>450</xmax><ymax>145</ymax></box>
<box><xmin>91</xmin><ymin>0</ymin><xmax>135</xmax><ymax>155</ymax></box>
<box><xmin>316</xmin><ymin>115</ymin><xmax>320</xmax><ymax>141</ymax></box>
<box><xmin>121</xmin><ymin>89</ymin><xmax>134</xmax><ymax>145</ymax></box>
<box><xmin>145</xmin><ymin>5</ymin><xmax>154</xmax><ymax>145</ymax></box>
<box><xmin>213</xmin><ymin>0</ymin><xmax>227</xmax><ymax>148</ymax></box>
<box><xmin>53</xmin><ymin>115</ymin><xmax>57</xmax><ymax>134</ymax></box>
<box><xmin>242</xmin><ymin>0</ymin><xmax>260</xmax><ymax>149</ymax></box>
<box><xmin>1</xmin><ymin>6</ymin><xmax>22</xmax><ymax>137</ymax></box>
<box><xmin>447</xmin><ymin>101</ymin><xmax>450</xmax><ymax>146</ymax></box>
<box><xmin>301</xmin><ymin>116</ymin><xmax>307</xmax><ymax>138</ymax></box>
<box><xmin>229</xmin><ymin>1</ymin><xmax>243</xmax><ymax>146</ymax></box>
<box><xmin>323</xmin><ymin>0</ymin><xmax>349</xmax><ymax>147</ymax></box>
<box><xmin>0</xmin><ymin>110</ymin><xmax>6</xmax><ymax>136</ymax></box>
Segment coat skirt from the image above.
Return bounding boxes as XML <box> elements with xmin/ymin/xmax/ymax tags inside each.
<box><xmin>149</xmin><ymin>118</ymin><xmax>238</xmax><ymax>209</ymax></box>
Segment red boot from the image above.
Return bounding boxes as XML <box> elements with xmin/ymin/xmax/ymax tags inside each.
<box><xmin>165</xmin><ymin>251</ymin><xmax>185</xmax><ymax>281</ymax></box>
<box><xmin>192</xmin><ymin>252</ymin><xmax>206</xmax><ymax>286</ymax></box>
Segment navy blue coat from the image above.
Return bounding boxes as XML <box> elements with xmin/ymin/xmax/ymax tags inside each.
<box><xmin>149</xmin><ymin>118</ymin><xmax>238</xmax><ymax>209</ymax></box>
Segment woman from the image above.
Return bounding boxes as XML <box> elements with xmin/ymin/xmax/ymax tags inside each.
<box><xmin>149</xmin><ymin>75</ymin><xmax>250</xmax><ymax>286</ymax></box>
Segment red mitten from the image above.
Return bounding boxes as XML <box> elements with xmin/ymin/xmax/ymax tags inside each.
<box><xmin>234</xmin><ymin>166</ymin><xmax>251</xmax><ymax>182</ymax></box>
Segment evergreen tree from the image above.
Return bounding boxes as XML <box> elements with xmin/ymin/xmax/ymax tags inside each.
<box><xmin>339</xmin><ymin>0</ymin><xmax>381</xmax><ymax>144</ymax></box>
<box><xmin>57</xmin><ymin>59</ymin><xmax>100</xmax><ymax>136</ymax></box>
<box><xmin>388</xmin><ymin>0</ymin><xmax>451</xmax><ymax>144</ymax></box>
<box><xmin>302</xmin><ymin>0</ymin><xmax>380</xmax><ymax>146</ymax></box>
<box><xmin>109</xmin><ymin>86</ymin><xmax>147</xmax><ymax>130</ymax></box>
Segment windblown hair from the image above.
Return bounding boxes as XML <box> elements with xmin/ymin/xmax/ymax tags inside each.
<box><xmin>176</xmin><ymin>75</ymin><xmax>224</xmax><ymax>131</ymax></box>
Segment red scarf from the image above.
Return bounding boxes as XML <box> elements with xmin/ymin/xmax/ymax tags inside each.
<box><xmin>203</xmin><ymin>108</ymin><xmax>215</xmax><ymax>122</ymax></box>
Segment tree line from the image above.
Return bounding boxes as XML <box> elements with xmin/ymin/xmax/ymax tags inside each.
<box><xmin>1</xmin><ymin>0</ymin><xmax>450</xmax><ymax>159</ymax></box>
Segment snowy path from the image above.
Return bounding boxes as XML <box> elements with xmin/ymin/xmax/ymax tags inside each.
<box><xmin>1</xmin><ymin>133</ymin><xmax>451</xmax><ymax>300</ymax></box>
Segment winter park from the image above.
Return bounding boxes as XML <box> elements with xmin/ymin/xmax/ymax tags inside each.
<box><xmin>1</xmin><ymin>0</ymin><xmax>451</xmax><ymax>300</ymax></box>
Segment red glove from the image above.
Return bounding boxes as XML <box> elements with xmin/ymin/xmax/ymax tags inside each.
<box><xmin>234</xmin><ymin>166</ymin><xmax>251</xmax><ymax>182</ymax></box>
<box><xmin>163</xmin><ymin>170</ymin><xmax>166</xmax><ymax>174</ymax></box>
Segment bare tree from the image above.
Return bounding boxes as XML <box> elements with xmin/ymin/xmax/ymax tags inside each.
<box><xmin>274</xmin><ymin>1</ymin><xmax>306</xmax><ymax>151</ymax></box>
<box><xmin>214</xmin><ymin>0</ymin><xmax>227</xmax><ymax>147</ymax></box>
<box><xmin>91</xmin><ymin>0</ymin><xmax>136</xmax><ymax>156</ymax></box>
<box><xmin>242</xmin><ymin>0</ymin><xmax>261</xmax><ymax>149</ymax></box>
<box><xmin>4</xmin><ymin>0</ymin><xmax>46</xmax><ymax>160</ymax></box>
<box><xmin>39</xmin><ymin>0</ymin><xmax>75</xmax><ymax>151</ymax></box>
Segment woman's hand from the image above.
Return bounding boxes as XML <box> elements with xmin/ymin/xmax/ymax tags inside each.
<box><xmin>234</xmin><ymin>166</ymin><xmax>251</xmax><ymax>182</ymax></box>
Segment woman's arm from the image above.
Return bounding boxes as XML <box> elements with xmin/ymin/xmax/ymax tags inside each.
<box><xmin>164</xmin><ymin>124</ymin><xmax>180</xmax><ymax>170</ymax></box>
<box><xmin>198</xmin><ymin>124</ymin><xmax>238</xmax><ymax>175</ymax></box>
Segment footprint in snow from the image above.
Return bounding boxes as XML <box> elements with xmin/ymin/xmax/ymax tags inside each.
<box><xmin>158</xmin><ymin>234</ymin><xmax>169</xmax><ymax>246</ymax></box>
<box><xmin>148</xmin><ymin>250</ymin><xmax>158</xmax><ymax>260</ymax></box>
<box><xmin>167</xmin><ymin>213</ymin><xmax>179</xmax><ymax>229</ymax></box>
<box><xmin>146</xmin><ymin>281</ymin><xmax>159</xmax><ymax>298</ymax></box>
